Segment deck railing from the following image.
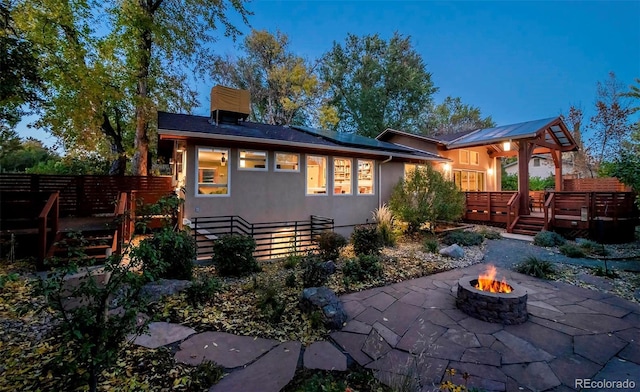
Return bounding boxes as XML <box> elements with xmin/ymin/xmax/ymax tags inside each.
<box><xmin>463</xmin><ymin>191</ymin><xmax>517</xmax><ymax>225</ymax></box>
<box><xmin>506</xmin><ymin>192</ymin><xmax>521</xmax><ymax>232</ymax></box>
<box><xmin>37</xmin><ymin>192</ymin><xmax>59</xmax><ymax>262</ymax></box>
<box><xmin>190</xmin><ymin>215</ymin><xmax>335</xmax><ymax>260</ymax></box>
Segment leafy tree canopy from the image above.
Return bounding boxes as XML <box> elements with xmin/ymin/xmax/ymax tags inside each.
<box><xmin>320</xmin><ymin>32</ymin><xmax>437</xmax><ymax>138</ymax></box>
<box><xmin>212</xmin><ymin>29</ymin><xmax>324</xmax><ymax>126</ymax></box>
<box><xmin>423</xmin><ymin>96</ymin><xmax>495</xmax><ymax>136</ymax></box>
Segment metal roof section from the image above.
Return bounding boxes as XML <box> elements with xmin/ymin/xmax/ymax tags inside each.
<box><xmin>157</xmin><ymin>111</ymin><xmax>449</xmax><ymax>161</ymax></box>
<box><xmin>446</xmin><ymin>117</ymin><xmax>564</xmax><ymax>149</ymax></box>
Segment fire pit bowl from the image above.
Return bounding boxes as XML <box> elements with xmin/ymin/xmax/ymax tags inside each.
<box><xmin>456</xmin><ymin>276</ymin><xmax>528</xmax><ymax>325</ymax></box>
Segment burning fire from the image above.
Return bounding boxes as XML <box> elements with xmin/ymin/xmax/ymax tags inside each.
<box><xmin>475</xmin><ymin>265</ymin><xmax>512</xmax><ymax>293</ymax></box>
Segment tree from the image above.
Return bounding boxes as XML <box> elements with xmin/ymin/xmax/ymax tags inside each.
<box><xmin>587</xmin><ymin>72</ymin><xmax>636</xmax><ymax>167</ymax></box>
<box><xmin>320</xmin><ymin>32</ymin><xmax>437</xmax><ymax>137</ymax></box>
<box><xmin>212</xmin><ymin>29</ymin><xmax>323</xmax><ymax>126</ymax></box>
<box><xmin>0</xmin><ymin>1</ymin><xmax>42</xmax><ymax>129</ymax></box>
<box><xmin>423</xmin><ymin>96</ymin><xmax>495</xmax><ymax>136</ymax></box>
<box><xmin>388</xmin><ymin>165</ymin><xmax>464</xmax><ymax>232</ymax></box>
<box><xmin>0</xmin><ymin>136</ymin><xmax>58</xmax><ymax>172</ymax></box>
<box><xmin>564</xmin><ymin>105</ymin><xmax>593</xmax><ymax>177</ymax></box>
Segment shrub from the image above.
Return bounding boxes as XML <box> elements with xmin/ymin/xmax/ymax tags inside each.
<box><xmin>559</xmin><ymin>243</ymin><xmax>586</xmax><ymax>258</ymax></box>
<box><xmin>423</xmin><ymin>237</ymin><xmax>439</xmax><ymax>253</ymax></box>
<box><xmin>578</xmin><ymin>239</ymin><xmax>609</xmax><ymax>256</ymax></box>
<box><xmin>301</xmin><ymin>254</ymin><xmax>329</xmax><ymax>288</ymax></box>
<box><xmin>533</xmin><ymin>231</ymin><xmax>566</xmax><ymax>247</ymax></box>
<box><xmin>389</xmin><ymin>165</ymin><xmax>465</xmax><ymax>232</ymax></box>
<box><xmin>514</xmin><ymin>256</ymin><xmax>555</xmax><ymax>279</ymax></box>
<box><xmin>211</xmin><ymin>234</ymin><xmax>261</xmax><ymax>277</ymax></box>
<box><xmin>342</xmin><ymin>255</ymin><xmax>382</xmax><ymax>283</ymax></box>
<box><xmin>283</xmin><ymin>254</ymin><xmax>302</xmax><ymax>269</ymax></box>
<box><xmin>351</xmin><ymin>224</ymin><xmax>383</xmax><ymax>257</ymax></box>
<box><xmin>477</xmin><ymin>227</ymin><xmax>502</xmax><ymax>240</ymax></box>
<box><xmin>593</xmin><ymin>265</ymin><xmax>619</xmax><ymax>278</ymax></box>
<box><xmin>442</xmin><ymin>230</ymin><xmax>483</xmax><ymax>246</ymax></box>
<box><xmin>190</xmin><ymin>361</ymin><xmax>224</xmax><ymax>390</ymax></box>
<box><xmin>141</xmin><ymin>228</ymin><xmax>196</xmax><ymax>280</ymax></box>
<box><xmin>185</xmin><ymin>274</ymin><xmax>222</xmax><ymax>306</ymax></box>
<box><xmin>317</xmin><ymin>231</ymin><xmax>347</xmax><ymax>261</ymax></box>
<box><xmin>256</xmin><ymin>279</ymin><xmax>286</xmax><ymax>323</ymax></box>
<box><xmin>285</xmin><ymin>272</ymin><xmax>297</xmax><ymax>288</ymax></box>
<box><xmin>373</xmin><ymin>204</ymin><xmax>396</xmax><ymax>247</ymax></box>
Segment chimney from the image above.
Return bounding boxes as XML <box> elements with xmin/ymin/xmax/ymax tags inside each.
<box><xmin>210</xmin><ymin>85</ymin><xmax>251</xmax><ymax>124</ymax></box>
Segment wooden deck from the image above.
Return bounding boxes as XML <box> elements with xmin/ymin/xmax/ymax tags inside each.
<box><xmin>463</xmin><ymin>191</ymin><xmax>638</xmax><ymax>242</ymax></box>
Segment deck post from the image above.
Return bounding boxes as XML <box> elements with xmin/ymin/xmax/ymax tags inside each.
<box><xmin>518</xmin><ymin>141</ymin><xmax>532</xmax><ymax>214</ymax></box>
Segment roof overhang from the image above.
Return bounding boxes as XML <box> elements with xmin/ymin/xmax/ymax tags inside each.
<box><xmin>158</xmin><ymin>128</ymin><xmax>451</xmax><ymax>162</ymax></box>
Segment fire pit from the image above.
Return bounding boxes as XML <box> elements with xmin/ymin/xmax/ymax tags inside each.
<box><xmin>456</xmin><ymin>266</ymin><xmax>528</xmax><ymax>325</ymax></box>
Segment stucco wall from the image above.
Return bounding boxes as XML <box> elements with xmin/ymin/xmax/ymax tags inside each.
<box><xmin>182</xmin><ymin>143</ymin><xmax>412</xmax><ymax>235</ymax></box>
<box><xmin>437</xmin><ymin>146</ymin><xmax>498</xmax><ymax>191</ymax></box>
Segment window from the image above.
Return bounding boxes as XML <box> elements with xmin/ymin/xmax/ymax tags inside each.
<box><xmin>404</xmin><ymin>163</ymin><xmax>428</xmax><ymax>178</ymax></box>
<box><xmin>239</xmin><ymin>150</ymin><xmax>267</xmax><ymax>170</ymax></box>
<box><xmin>357</xmin><ymin>159</ymin><xmax>374</xmax><ymax>194</ymax></box>
<box><xmin>275</xmin><ymin>152</ymin><xmax>299</xmax><ymax>171</ymax></box>
<box><xmin>196</xmin><ymin>147</ymin><xmax>229</xmax><ymax>196</ymax></box>
<box><xmin>470</xmin><ymin>151</ymin><xmax>480</xmax><ymax>166</ymax></box>
<box><xmin>453</xmin><ymin>170</ymin><xmax>485</xmax><ymax>191</ymax></box>
<box><xmin>533</xmin><ymin>158</ymin><xmax>540</xmax><ymax>167</ymax></box>
<box><xmin>459</xmin><ymin>150</ymin><xmax>470</xmax><ymax>164</ymax></box>
<box><xmin>333</xmin><ymin>158</ymin><xmax>352</xmax><ymax>195</ymax></box>
<box><xmin>306</xmin><ymin>155</ymin><xmax>327</xmax><ymax>195</ymax></box>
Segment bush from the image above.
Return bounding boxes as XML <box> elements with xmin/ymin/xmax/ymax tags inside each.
<box><xmin>515</xmin><ymin>256</ymin><xmax>555</xmax><ymax>279</ymax></box>
<box><xmin>389</xmin><ymin>165</ymin><xmax>465</xmax><ymax>232</ymax></box>
<box><xmin>373</xmin><ymin>204</ymin><xmax>396</xmax><ymax>247</ymax></box>
<box><xmin>423</xmin><ymin>237</ymin><xmax>439</xmax><ymax>253</ymax></box>
<box><xmin>342</xmin><ymin>255</ymin><xmax>383</xmax><ymax>283</ymax></box>
<box><xmin>190</xmin><ymin>361</ymin><xmax>224</xmax><ymax>390</ymax></box>
<box><xmin>351</xmin><ymin>224</ymin><xmax>383</xmax><ymax>257</ymax></box>
<box><xmin>317</xmin><ymin>231</ymin><xmax>347</xmax><ymax>261</ymax></box>
<box><xmin>578</xmin><ymin>239</ymin><xmax>609</xmax><ymax>256</ymax></box>
<box><xmin>593</xmin><ymin>265</ymin><xmax>618</xmax><ymax>278</ymax></box>
<box><xmin>285</xmin><ymin>272</ymin><xmax>297</xmax><ymax>288</ymax></box>
<box><xmin>141</xmin><ymin>228</ymin><xmax>196</xmax><ymax>280</ymax></box>
<box><xmin>477</xmin><ymin>227</ymin><xmax>502</xmax><ymax>240</ymax></box>
<box><xmin>283</xmin><ymin>254</ymin><xmax>302</xmax><ymax>269</ymax></box>
<box><xmin>559</xmin><ymin>243</ymin><xmax>586</xmax><ymax>258</ymax></box>
<box><xmin>442</xmin><ymin>230</ymin><xmax>483</xmax><ymax>246</ymax></box>
<box><xmin>533</xmin><ymin>231</ymin><xmax>566</xmax><ymax>247</ymax></box>
<box><xmin>211</xmin><ymin>235</ymin><xmax>261</xmax><ymax>277</ymax></box>
<box><xmin>185</xmin><ymin>274</ymin><xmax>222</xmax><ymax>306</ymax></box>
<box><xmin>256</xmin><ymin>279</ymin><xmax>286</xmax><ymax>323</ymax></box>
<box><xmin>301</xmin><ymin>254</ymin><xmax>329</xmax><ymax>288</ymax></box>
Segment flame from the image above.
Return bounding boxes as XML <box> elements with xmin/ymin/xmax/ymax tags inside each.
<box><xmin>475</xmin><ymin>265</ymin><xmax>512</xmax><ymax>293</ymax></box>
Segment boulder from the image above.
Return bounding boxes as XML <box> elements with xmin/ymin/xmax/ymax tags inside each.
<box><xmin>439</xmin><ymin>244</ymin><xmax>464</xmax><ymax>259</ymax></box>
<box><xmin>300</xmin><ymin>287</ymin><xmax>347</xmax><ymax>329</ymax></box>
<box><xmin>322</xmin><ymin>261</ymin><xmax>337</xmax><ymax>275</ymax></box>
<box><xmin>141</xmin><ymin>279</ymin><xmax>192</xmax><ymax>302</ymax></box>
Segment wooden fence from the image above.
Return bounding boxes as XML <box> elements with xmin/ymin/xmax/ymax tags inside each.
<box><xmin>563</xmin><ymin>178</ymin><xmax>631</xmax><ymax>192</ymax></box>
<box><xmin>0</xmin><ymin>174</ymin><xmax>173</xmax><ymax>217</ymax></box>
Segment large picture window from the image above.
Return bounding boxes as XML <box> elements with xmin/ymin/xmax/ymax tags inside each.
<box><xmin>275</xmin><ymin>152</ymin><xmax>299</xmax><ymax>171</ymax></box>
<box><xmin>357</xmin><ymin>159</ymin><xmax>374</xmax><ymax>194</ymax></box>
<box><xmin>306</xmin><ymin>155</ymin><xmax>327</xmax><ymax>195</ymax></box>
<box><xmin>333</xmin><ymin>158</ymin><xmax>352</xmax><ymax>195</ymax></box>
<box><xmin>196</xmin><ymin>147</ymin><xmax>229</xmax><ymax>196</ymax></box>
<box><xmin>453</xmin><ymin>170</ymin><xmax>485</xmax><ymax>191</ymax></box>
<box><xmin>404</xmin><ymin>163</ymin><xmax>428</xmax><ymax>178</ymax></box>
<box><xmin>239</xmin><ymin>150</ymin><xmax>267</xmax><ymax>170</ymax></box>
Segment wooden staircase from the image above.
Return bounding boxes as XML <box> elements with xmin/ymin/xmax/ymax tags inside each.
<box><xmin>47</xmin><ymin>228</ymin><xmax>116</xmax><ymax>265</ymax></box>
<box><xmin>511</xmin><ymin>215</ymin><xmax>545</xmax><ymax>236</ymax></box>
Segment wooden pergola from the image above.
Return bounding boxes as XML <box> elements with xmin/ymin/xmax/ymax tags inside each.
<box><xmin>445</xmin><ymin>117</ymin><xmax>578</xmax><ymax>214</ymax></box>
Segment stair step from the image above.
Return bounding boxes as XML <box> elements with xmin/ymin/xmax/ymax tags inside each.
<box><xmin>515</xmin><ymin>224</ymin><xmax>544</xmax><ymax>231</ymax></box>
<box><xmin>512</xmin><ymin>229</ymin><xmax>539</xmax><ymax>236</ymax></box>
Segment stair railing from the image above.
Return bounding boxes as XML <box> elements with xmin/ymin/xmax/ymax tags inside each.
<box><xmin>543</xmin><ymin>192</ymin><xmax>555</xmax><ymax>231</ymax></box>
<box><xmin>114</xmin><ymin>192</ymin><xmax>128</xmax><ymax>255</ymax></box>
<box><xmin>38</xmin><ymin>191</ymin><xmax>59</xmax><ymax>262</ymax></box>
<box><xmin>506</xmin><ymin>192</ymin><xmax>520</xmax><ymax>232</ymax></box>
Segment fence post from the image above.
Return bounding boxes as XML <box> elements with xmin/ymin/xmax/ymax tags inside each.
<box><xmin>193</xmin><ymin>217</ymin><xmax>198</xmax><ymax>257</ymax></box>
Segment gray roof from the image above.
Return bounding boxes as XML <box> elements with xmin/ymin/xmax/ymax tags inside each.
<box><xmin>157</xmin><ymin>112</ymin><xmax>447</xmax><ymax>160</ymax></box>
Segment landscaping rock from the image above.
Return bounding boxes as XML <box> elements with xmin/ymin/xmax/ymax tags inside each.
<box><xmin>440</xmin><ymin>244</ymin><xmax>465</xmax><ymax>259</ymax></box>
<box><xmin>129</xmin><ymin>321</ymin><xmax>196</xmax><ymax>349</ymax></box>
<box><xmin>300</xmin><ymin>287</ymin><xmax>347</xmax><ymax>329</ymax></box>
<box><xmin>303</xmin><ymin>341</ymin><xmax>347</xmax><ymax>371</ymax></box>
<box><xmin>209</xmin><ymin>341</ymin><xmax>301</xmax><ymax>392</ymax></box>
<box><xmin>141</xmin><ymin>279</ymin><xmax>192</xmax><ymax>302</ymax></box>
<box><xmin>322</xmin><ymin>261</ymin><xmax>337</xmax><ymax>275</ymax></box>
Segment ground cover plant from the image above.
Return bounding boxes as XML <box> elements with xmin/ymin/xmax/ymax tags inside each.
<box><xmin>441</xmin><ymin>230</ymin><xmax>484</xmax><ymax>246</ymax></box>
<box><xmin>514</xmin><ymin>256</ymin><xmax>556</xmax><ymax>279</ymax></box>
<box><xmin>533</xmin><ymin>230</ymin><xmax>566</xmax><ymax>247</ymax></box>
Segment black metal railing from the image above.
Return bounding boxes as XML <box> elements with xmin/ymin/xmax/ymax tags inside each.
<box><xmin>190</xmin><ymin>215</ymin><xmax>334</xmax><ymax>260</ymax></box>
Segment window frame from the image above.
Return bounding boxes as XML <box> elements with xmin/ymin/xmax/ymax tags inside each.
<box><xmin>452</xmin><ymin>169</ymin><xmax>485</xmax><ymax>192</ymax></box>
<box><xmin>238</xmin><ymin>149</ymin><xmax>268</xmax><ymax>171</ymax></box>
<box><xmin>274</xmin><ymin>152</ymin><xmax>300</xmax><ymax>172</ymax></box>
<box><xmin>470</xmin><ymin>151</ymin><xmax>480</xmax><ymax>166</ymax></box>
<box><xmin>533</xmin><ymin>158</ymin><xmax>541</xmax><ymax>167</ymax></box>
<box><xmin>357</xmin><ymin>159</ymin><xmax>375</xmax><ymax>195</ymax></box>
<box><xmin>195</xmin><ymin>146</ymin><xmax>231</xmax><ymax>198</ymax></box>
<box><xmin>459</xmin><ymin>150</ymin><xmax>470</xmax><ymax>165</ymax></box>
<box><xmin>306</xmin><ymin>154</ymin><xmax>328</xmax><ymax>196</ymax></box>
<box><xmin>333</xmin><ymin>157</ymin><xmax>353</xmax><ymax>195</ymax></box>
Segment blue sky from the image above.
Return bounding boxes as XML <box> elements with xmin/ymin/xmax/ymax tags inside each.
<box><xmin>18</xmin><ymin>0</ymin><xmax>640</xmax><ymax>149</ymax></box>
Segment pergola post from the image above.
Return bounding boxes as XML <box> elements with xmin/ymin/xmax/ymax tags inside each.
<box><xmin>551</xmin><ymin>150</ymin><xmax>563</xmax><ymax>191</ymax></box>
<box><xmin>518</xmin><ymin>141</ymin><xmax>532</xmax><ymax>214</ymax></box>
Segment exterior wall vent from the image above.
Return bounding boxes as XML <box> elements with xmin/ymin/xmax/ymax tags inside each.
<box><xmin>210</xmin><ymin>85</ymin><xmax>251</xmax><ymax>124</ymax></box>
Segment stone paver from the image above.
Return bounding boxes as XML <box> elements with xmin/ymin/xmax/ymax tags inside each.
<box><xmin>209</xmin><ymin>341</ymin><xmax>300</xmax><ymax>392</ymax></box>
<box><xmin>574</xmin><ymin>333</ymin><xmax>628</xmax><ymax>365</ymax></box>
<box><xmin>501</xmin><ymin>362</ymin><xmax>561</xmax><ymax>391</ymax></box>
<box><xmin>303</xmin><ymin>341</ymin><xmax>347</xmax><ymax>371</ymax></box>
<box><xmin>175</xmin><ymin>331</ymin><xmax>278</xmax><ymax>368</ymax></box>
<box><xmin>130</xmin><ymin>321</ymin><xmax>195</xmax><ymax>349</ymax></box>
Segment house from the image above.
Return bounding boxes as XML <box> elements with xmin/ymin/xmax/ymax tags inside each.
<box><xmin>157</xmin><ymin>86</ymin><xmax>449</xmax><ymax>238</ymax></box>
<box><xmin>503</xmin><ymin>154</ymin><xmax>576</xmax><ymax>179</ymax></box>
